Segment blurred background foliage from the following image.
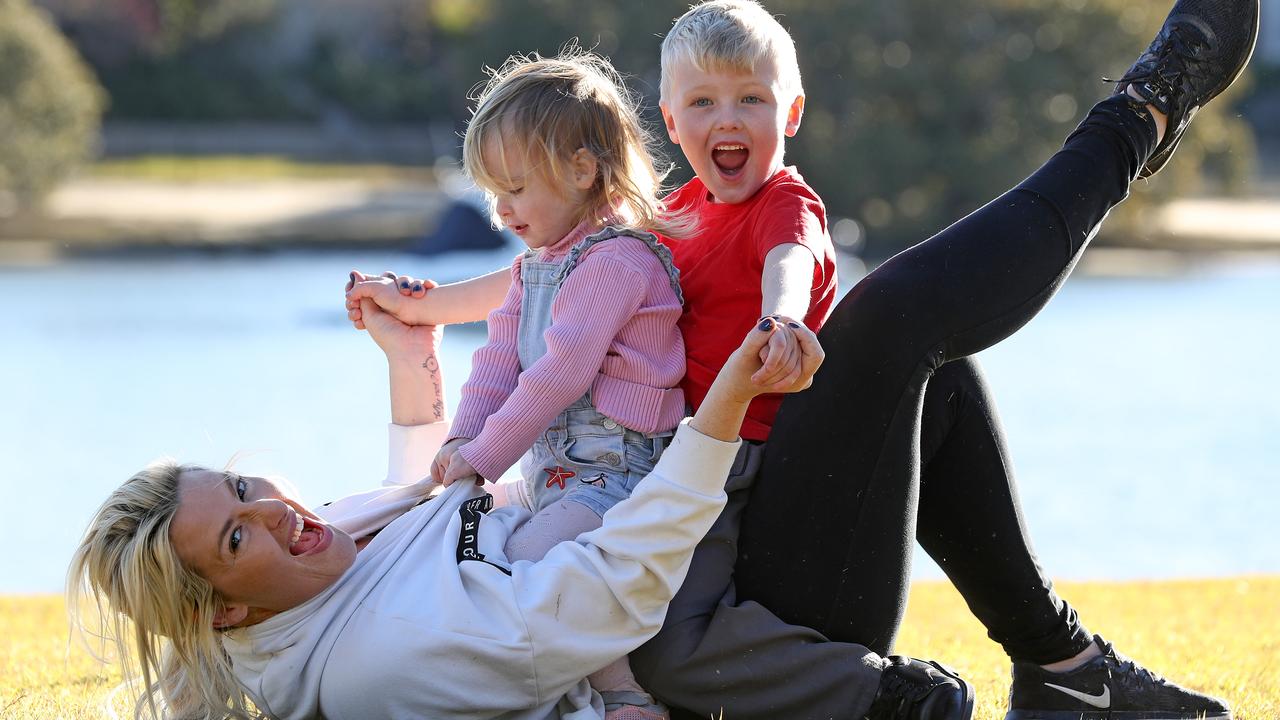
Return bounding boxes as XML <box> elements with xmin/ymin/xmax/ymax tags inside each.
<box><xmin>0</xmin><ymin>0</ymin><xmax>103</xmax><ymax>208</ymax></box>
<box><xmin>4</xmin><ymin>0</ymin><xmax>1266</xmax><ymax>254</ymax></box>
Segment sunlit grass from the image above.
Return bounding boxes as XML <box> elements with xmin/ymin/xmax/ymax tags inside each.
<box><xmin>897</xmin><ymin>577</ymin><xmax>1280</xmax><ymax>720</ymax></box>
<box><xmin>86</xmin><ymin>155</ymin><xmax>437</xmax><ymax>183</ymax></box>
<box><xmin>6</xmin><ymin>577</ymin><xmax>1277</xmax><ymax>718</ymax></box>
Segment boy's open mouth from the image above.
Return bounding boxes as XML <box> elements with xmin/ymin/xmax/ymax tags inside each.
<box><xmin>712</xmin><ymin>144</ymin><xmax>749</xmax><ymax>176</ymax></box>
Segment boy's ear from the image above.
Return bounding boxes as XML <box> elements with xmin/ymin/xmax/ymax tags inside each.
<box><xmin>785</xmin><ymin>94</ymin><xmax>805</xmax><ymax>138</ymax></box>
<box><xmin>570</xmin><ymin>148</ymin><xmax>599</xmax><ymax>191</ymax></box>
<box><xmin>660</xmin><ymin>103</ymin><xmax>681</xmax><ymax>145</ymax></box>
<box><xmin>212</xmin><ymin>602</ymin><xmax>249</xmax><ymax>630</ymax></box>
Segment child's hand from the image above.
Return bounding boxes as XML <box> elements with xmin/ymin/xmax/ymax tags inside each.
<box><xmin>722</xmin><ymin>317</ymin><xmax>824</xmax><ymax>403</ymax></box>
<box><xmin>754</xmin><ymin>315</ymin><xmax>804</xmax><ymax>390</ymax></box>
<box><xmin>432</xmin><ymin>437</ymin><xmax>471</xmax><ymax>485</ymax></box>
<box><xmin>345</xmin><ymin>270</ymin><xmax>438</xmax><ymax>329</ymax></box>
<box><xmin>441</xmin><ymin>449</ymin><xmax>483</xmax><ymax>487</ymax></box>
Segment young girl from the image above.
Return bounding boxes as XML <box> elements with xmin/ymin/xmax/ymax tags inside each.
<box><xmin>433</xmin><ymin>49</ymin><xmax>686</xmax><ymax>720</ymax></box>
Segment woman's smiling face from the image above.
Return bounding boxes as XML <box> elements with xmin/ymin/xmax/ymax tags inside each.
<box><xmin>169</xmin><ymin>469</ymin><xmax>356</xmax><ymax>627</ymax></box>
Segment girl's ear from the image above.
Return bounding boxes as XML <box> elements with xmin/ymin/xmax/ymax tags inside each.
<box><xmin>570</xmin><ymin>148</ymin><xmax>599</xmax><ymax>191</ymax></box>
<box><xmin>212</xmin><ymin>602</ymin><xmax>249</xmax><ymax>629</ymax></box>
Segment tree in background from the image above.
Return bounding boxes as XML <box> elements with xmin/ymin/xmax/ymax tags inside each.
<box><xmin>771</xmin><ymin>0</ymin><xmax>1255</xmax><ymax>253</ymax></box>
<box><xmin>0</xmin><ymin>0</ymin><xmax>103</xmax><ymax>212</ymax></box>
<box><xmin>447</xmin><ymin>0</ymin><xmax>1257</xmax><ymax>254</ymax></box>
<box><xmin>34</xmin><ymin>0</ymin><xmax>1258</xmax><ymax>253</ymax></box>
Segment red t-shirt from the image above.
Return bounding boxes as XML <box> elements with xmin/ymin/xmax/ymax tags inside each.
<box><xmin>664</xmin><ymin>166</ymin><xmax>838</xmax><ymax>441</ymax></box>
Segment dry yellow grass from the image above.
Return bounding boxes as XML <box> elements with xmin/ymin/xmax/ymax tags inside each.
<box><xmin>4</xmin><ymin>577</ymin><xmax>1277</xmax><ymax>718</ymax></box>
<box><xmin>896</xmin><ymin>577</ymin><xmax>1280</xmax><ymax>720</ymax></box>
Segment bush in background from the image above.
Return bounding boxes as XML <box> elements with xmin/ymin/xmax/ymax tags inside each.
<box><xmin>33</xmin><ymin>0</ymin><xmax>1259</xmax><ymax>252</ymax></box>
<box><xmin>0</xmin><ymin>0</ymin><xmax>103</xmax><ymax>211</ymax></box>
<box><xmin>771</xmin><ymin>0</ymin><xmax>1255</xmax><ymax>254</ymax></box>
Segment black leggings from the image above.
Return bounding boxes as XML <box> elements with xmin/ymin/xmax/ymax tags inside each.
<box><xmin>734</xmin><ymin>94</ymin><xmax>1157</xmax><ymax>663</ymax></box>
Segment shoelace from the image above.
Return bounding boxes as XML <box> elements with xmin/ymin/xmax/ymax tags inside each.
<box><xmin>1108</xmin><ymin>655</ymin><xmax>1168</xmax><ymax>687</ymax></box>
<box><xmin>1108</xmin><ymin>23</ymin><xmax>1211</xmax><ymax>100</ymax></box>
<box><xmin>871</xmin><ymin>672</ymin><xmax>933</xmax><ymax>720</ymax></box>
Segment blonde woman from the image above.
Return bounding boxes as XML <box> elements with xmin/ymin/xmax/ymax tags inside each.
<box><xmin>69</xmin><ymin>295</ymin><xmax>822</xmax><ymax>720</ymax></box>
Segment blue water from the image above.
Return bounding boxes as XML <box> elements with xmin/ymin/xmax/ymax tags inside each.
<box><xmin>2</xmin><ymin>251</ymin><xmax>1278</xmax><ymax>593</ymax></box>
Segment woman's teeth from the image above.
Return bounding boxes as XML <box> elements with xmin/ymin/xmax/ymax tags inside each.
<box><xmin>290</xmin><ymin>513</ymin><xmax>304</xmax><ymax>546</ymax></box>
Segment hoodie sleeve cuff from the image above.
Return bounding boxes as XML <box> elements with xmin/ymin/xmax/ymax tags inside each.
<box><xmin>386</xmin><ymin>421</ymin><xmax>450</xmax><ymax>486</ymax></box>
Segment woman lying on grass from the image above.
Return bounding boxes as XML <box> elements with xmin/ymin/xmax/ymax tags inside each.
<box><xmin>67</xmin><ymin>300</ymin><xmax>821</xmax><ymax>720</ymax></box>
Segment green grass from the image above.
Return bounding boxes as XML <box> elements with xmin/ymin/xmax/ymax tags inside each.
<box><xmin>86</xmin><ymin>155</ymin><xmax>437</xmax><ymax>183</ymax></box>
<box><xmin>5</xmin><ymin>577</ymin><xmax>1277</xmax><ymax>718</ymax></box>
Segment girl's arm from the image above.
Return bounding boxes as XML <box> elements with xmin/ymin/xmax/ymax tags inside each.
<box><xmin>455</xmin><ymin>252</ymin><xmax>657</xmax><ymax>482</ymax></box>
<box><xmin>347</xmin><ymin>268</ymin><xmax>512</xmax><ymax>327</ymax></box>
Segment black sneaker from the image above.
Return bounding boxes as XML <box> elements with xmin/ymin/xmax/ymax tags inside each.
<box><xmin>1110</xmin><ymin>0</ymin><xmax>1259</xmax><ymax>177</ymax></box>
<box><xmin>1005</xmin><ymin>635</ymin><xmax>1230</xmax><ymax>720</ymax></box>
<box><xmin>866</xmin><ymin>656</ymin><xmax>975</xmax><ymax>720</ymax></box>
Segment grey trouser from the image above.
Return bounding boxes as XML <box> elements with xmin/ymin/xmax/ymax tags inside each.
<box><xmin>630</xmin><ymin>441</ymin><xmax>884</xmax><ymax>720</ymax></box>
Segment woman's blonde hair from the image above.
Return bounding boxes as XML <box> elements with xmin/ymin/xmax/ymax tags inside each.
<box><xmin>67</xmin><ymin>460</ymin><xmax>260</xmax><ymax>719</ymax></box>
<box><xmin>463</xmin><ymin>45</ymin><xmax>694</xmax><ymax>238</ymax></box>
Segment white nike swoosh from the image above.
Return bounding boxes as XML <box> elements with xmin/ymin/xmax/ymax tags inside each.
<box><xmin>1043</xmin><ymin>682</ymin><xmax>1111</xmax><ymax>709</ymax></box>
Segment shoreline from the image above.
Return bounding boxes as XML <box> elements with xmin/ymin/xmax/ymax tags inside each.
<box><xmin>3</xmin><ymin>175</ymin><xmax>1280</xmax><ymax>268</ymax></box>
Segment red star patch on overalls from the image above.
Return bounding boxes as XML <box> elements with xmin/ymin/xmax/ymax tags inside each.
<box><xmin>543</xmin><ymin>466</ymin><xmax>576</xmax><ymax>489</ymax></box>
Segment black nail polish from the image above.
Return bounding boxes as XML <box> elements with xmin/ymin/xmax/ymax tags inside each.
<box><xmin>400</xmin><ymin>281</ymin><xmax>409</xmax><ymax>289</ymax></box>
<box><xmin>758</xmin><ymin>318</ymin><xmax>774</xmax><ymax>331</ymax></box>
<box><xmin>349</xmin><ymin>272</ymin><xmax>356</xmax><ymax>283</ymax></box>
<box><xmin>788</xmin><ymin>321</ymin><xmax>801</xmax><ymax>328</ymax></box>
<box><xmin>412</xmin><ymin>283</ymin><xmax>423</xmax><ymax>292</ymax></box>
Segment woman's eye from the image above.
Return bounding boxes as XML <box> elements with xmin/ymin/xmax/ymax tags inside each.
<box><xmin>510</xmin><ymin>187</ymin><xmax>524</xmax><ymax>196</ymax></box>
<box><xmin>229</xmin><ymin>526</ymin><xmax>242</xmax><ymax>553</ymax></box>
<box><xmin>692</xmin><ymin>98</ymin><xmax>712</xmax><ymax>107</ymax></box>
<box><xmin>742</xmin><ymin>95</ymin><xmax>762</xmax><ymax>104</ymax></box>
<box><xmin>236</xmin><ymin>478</ymin><xmax>247</xmax><ymax>500</ymax></box>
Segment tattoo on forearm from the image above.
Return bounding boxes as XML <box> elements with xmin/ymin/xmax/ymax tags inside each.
<box><xmin>423</xmin><ymin>355</ymin><xmax>444</xmax><ymax>420</ymax></box>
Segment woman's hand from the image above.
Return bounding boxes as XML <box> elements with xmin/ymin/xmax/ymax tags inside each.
<box><xmin>724</xmin><ymin>317</ymin><xmax>824</xmax><ymax>402</ymax></box>
<box><xmin>346</xmin><ymin>270</ymin><xmax>438</xmax><ymax>329</ymax></box>
<box><xmin>691</xmin><ymin>318</ymin><xmax>824</xmax><ymax>442</ymax></box>
<box><xmin>359</xmin><ymin>297</ymin><xmax>442</xmax><ymax>361</ymax></box>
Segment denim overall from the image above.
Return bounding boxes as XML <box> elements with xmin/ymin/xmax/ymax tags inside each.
<box><xmin>516</xmin><ymin>226</ymin><xmax>684</xmax><ymax>517</ymax></box>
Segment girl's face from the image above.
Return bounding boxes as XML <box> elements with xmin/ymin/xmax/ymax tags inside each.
<box><xmin>169</xmin><ymin>469</ymin><xmax>356</xmax><ymax>628</ymax></box>
<box><xmin>485</xmin><ymin>139</ymin><xmax>598</xmax><ymax>250</ymax></box>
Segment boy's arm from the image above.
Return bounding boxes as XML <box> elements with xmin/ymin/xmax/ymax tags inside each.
<box><xmin>756</xmin><ymin>243</ymin><xmax>818</xmax><ymax>387</ymax></box>
<box><xmin>760</xmin><ymin>242</ymin><xmax>817</xmax><ymax>320</ymax></box>
<box><xmin>347</xmin><ymin>267</ymin><xmax>513</xmax><ymax>327</ymax></box>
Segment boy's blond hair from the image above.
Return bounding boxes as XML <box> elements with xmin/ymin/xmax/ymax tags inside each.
<box><xmin>660</xmin><ymin>0</ymin><xmax>803</xmax><ymax>102</ymax></box>
<box><xmin>464</xmin><ymin>46</ymin><xmax>692</xmax><ymax>237</ymax></box>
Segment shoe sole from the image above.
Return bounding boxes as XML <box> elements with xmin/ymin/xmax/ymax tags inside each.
<box><xmin>1140</xmin><ymin>2</ymin><xmax>1261</xmax><ymax>177</ymax></box>
<box><xmin>1006</xmin><ymin>711</ymin><xmax>1230</xmax><ymax>720</ymax></box>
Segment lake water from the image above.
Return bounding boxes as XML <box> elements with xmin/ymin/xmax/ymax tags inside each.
<box><xmin>3</xmin><ymin>250</ymin><xmax>1278</xmax><ymax>593</ymax></box>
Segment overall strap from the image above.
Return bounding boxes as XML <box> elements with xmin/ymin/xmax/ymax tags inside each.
<box><xmin>554</xmin><ymin>225</ymin><xmax>684</xmax><ymax>306</ymax></box>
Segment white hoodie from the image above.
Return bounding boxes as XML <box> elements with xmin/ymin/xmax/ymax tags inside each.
<box><xmin>221</xmin><ymin>418</ymin><xmax>738</xmax><ymax>719</ymax></box>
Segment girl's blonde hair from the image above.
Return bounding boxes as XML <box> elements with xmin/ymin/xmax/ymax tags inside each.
<box><xmin>67</xmin><ymin>460</ymin><xmax>260</xmax><ymax>720</ymax></box>
<box><xmin>463</xmin><ymin>46</ymin><xmax>694</xmax><ymax>238</ymax></box>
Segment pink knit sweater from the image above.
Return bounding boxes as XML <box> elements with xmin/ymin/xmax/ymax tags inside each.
<box><xmin>451</xmin><ymin>223</ymin><xmax>686</xmax><ymax>481</ymax></box>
